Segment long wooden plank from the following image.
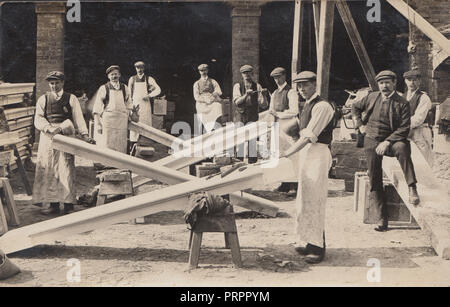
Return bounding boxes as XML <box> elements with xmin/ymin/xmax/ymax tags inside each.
<box><xmin>312</xmin><ymin>0</ymin><xmax>321</xmax><ymax>53</ymax></box>
<box><xmin>128</xmin><ymin>121</ymin><xmax>183</xmax><ymax>149</ymax></box>
<box><xmin>316</xmin><ymin>0</ymin><xmax>335</xmax><ymax>99</ymax></box>
<box><xmin>386</xmin><ymin>0</ymin><xmax>450</xmax><ymax>55</ymax></box>
<box><xmin>0</xmin><ymin>93</ymin><xmax>30</xmax><ymax>107</ymax></box>
<box><xmin>4</xmin><ymin>107</ymin><xmax>35</xmax><ymax>120</ymax></box>
<box><xmin>336</xmin><ymin>0</ymin><xmax>378</xmax><ymax>91</ymax></box>
<box><xmin>382</xmin><ymin>142</ymin><xmax>450</xmax><ymax>259</ymax></box>
<box><xmin>0</xmin><ymin>158</ymin><xmax>293</xmax><ymax>254</ymax></box>
<box><xmin>0</xmin><ymin>83</ymin><xmax>35</xmax><ymax>96</ymax></box>
<box><xmin>291</xmin><ymin>0</ymin><xmax>304</xmax><ymax>86</ymax></box>
<box><xmin>53</xmin><ymin>134</ymin><xmax>279</xmax><ymax>216</ymax></box>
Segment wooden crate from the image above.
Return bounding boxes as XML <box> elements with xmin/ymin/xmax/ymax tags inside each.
<box><xmin>153</xmin><ymin>98</ymin><xmax>167</xmax><ymax>115</ymax></box>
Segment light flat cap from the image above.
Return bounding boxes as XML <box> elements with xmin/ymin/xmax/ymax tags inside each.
<box><xmin>270</xmin><ymin>67</ymin><xmax>286</xmax><ymax>77</ymax></box>
<box><xmin>198</xmin><ymin>64</ymin><xmax>209</xmax><ymax>71</ymax></box>
<box><xmin>106</xmin><ymin>65</ymin><xmax>120</xmax><ymax>75</ymax></box>
<box><xmin>293</xmin><ymin>71</ymin><xmax>317</xmax><ymax>83</ymax></box>
<box><xmin>375</xmin><ymin>70</ymin><xmax>396</xmax><ymax>82</ymax></box>
<box><xmin>240</xmin><ymin>65</ymin><xmax>254</xmax><ymax>73</ymax></box>
<box><xmin>134</xmin><ymin>61</ymin><xmax>145</xmax><ymax>67</ymax></box>
<box><xmin>403</xmin><ymin>69</ymin><xmax>420</xmax><ymax>79</ymax></box>
<box><xmin>45</xmin><ymin>71</ymin><xmax>65</xmax><ymax>81</ymax></box>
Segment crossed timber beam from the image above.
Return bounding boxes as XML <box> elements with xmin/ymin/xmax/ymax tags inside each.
<box><xmin>0</xmin><ymin>158</ymin><xmax>294</xmax><ymax>254</ymax></box>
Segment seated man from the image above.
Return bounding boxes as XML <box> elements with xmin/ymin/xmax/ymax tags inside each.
<box><xmin>352</xmin><ymin>70</ymin><xmax>420</xmax><ymax>232</ymax></box>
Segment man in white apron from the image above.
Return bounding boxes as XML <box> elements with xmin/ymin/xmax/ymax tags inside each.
<box><xmin>93</xmin><ymin>65</ymin><xmax>133</xmax><ymax>153</ymax></box>
<box><xmin>193</xmin><ymin>64</ymin><xmax>223</xmax><ymax>133</ymax></box>
<box><xmin>281</xmin><ymin>71</ymin><xmax>335</xmax><ymax>264</ymax></box>
<box><xmin>403</xmin><ymin>69</ymin><xmax>434</xmax><ymax>166</ymax></box>
<box><xmin>268</xmin><ymin>67</ymin><xmax>300</xmax><ymax>195</ymax></box>
<box><xmin>128</xmin><ymin>61</ymin><xmax>161</xmax><ymax>153</ymax></box>
<box><xmin>33</xmin><ymin>71</ymin><xmax>91</xmax><ymax>215</ymax></box>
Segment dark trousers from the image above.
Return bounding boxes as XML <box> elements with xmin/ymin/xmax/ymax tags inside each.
<box><xmin>364</xmin><ymin>137</ymin><xmax>417</xmax><ymax>222</ymax></box>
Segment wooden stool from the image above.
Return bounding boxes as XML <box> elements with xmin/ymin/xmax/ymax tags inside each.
<box><xmin>188</xmin><ymin>206</ymin><xmax>242</xmax><ymax>269</ymax></box>
<box><xmin>96</xmin><ymin>170</ymin><xmax>133</xmax><ymax>206</ymax></box>
<box><xmin>0</xmin><ymin>177</ymin><xmax>20</xmax><ymax>235</ymax></box>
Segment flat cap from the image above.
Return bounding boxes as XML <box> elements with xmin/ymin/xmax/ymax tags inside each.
<box><xmin>403</xmin><ymin>69</ymin><xmax>420</xmax><ymax>79</ymax></box>
<box><xmin>198</xmin><ymin>64</ymin><xmax>209</xmax><ymax>71</ymax></box>
<box><xmin>106</xmin><ymin>65</ymin><xmax>120</xmax><ymax>75</ymax></box>
<box><xmin>375</xmin><ymin>70</ymin><xmax>396</xmax><ymax>82</ymax></box>
<box><xmin>240</xmin><ymin>65</ymin><xmax>254</xmax><ymax>73</ymax></box>
<box><xmin>45</xmin><ymin>71</ymin><xmax>65</xmax><ymax>81</ymax></box>
<box><xmin>293</xmin><ymin>71</ymin><xmax>317</xmax><ymax>83</ymax></box>
<box><xmin>270</xmin><ymin>67</ymin><xmax>286</xmax><ymax>77</ymax></box>
<box><xmin>134</xmin><ymin>61</ymin><xmax>145</xmax><ymax>67</ymax></box>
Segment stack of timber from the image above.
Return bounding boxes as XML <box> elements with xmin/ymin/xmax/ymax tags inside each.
<box><xmin>0</xmin><ymin>83</ymin><xmax>35</xmax><ymax>171</ymax></box>
<box><xmin>151</xmin><ymin>96</ymin><xmax>176</xmax><ymax>132</ymax></box>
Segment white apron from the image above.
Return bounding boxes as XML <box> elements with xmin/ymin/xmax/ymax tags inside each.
<box><xmin>100</xmin><ymin>89</ymin><xmax>128</xmax><ymax>153</ymax></box>
<box><xmin>409</xmin><ymin>125</ymin><xmax>434</xmax><ymax>166</ymax></box>
<box><xmin>278</xmin><ymin>117</ymin><xmax>300</xmax><ymax>181</ymax></box>
<box><xmin>130</xmin><ymin>80</ymin><xmax>152</xmax><ymax>142</ymax></box>
<box><xmin>196</xmin><ymin>93</ymin><xmax>222</xmax><ymax>133</ymax></box>
<box><xmin>33</xmin><ymin>127</ymin><xmax>76</xmax><ymax>204</ymax></box>
<box><xmin>295</xmin><ymin>143</ymin><xmax>332</xmax><ymax>247</ymax></box>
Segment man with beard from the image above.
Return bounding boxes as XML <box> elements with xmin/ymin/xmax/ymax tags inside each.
<box><xmin>352</xmin><ymin>70</ymin><xmax>420</xmax><ymax>232</ymax></box>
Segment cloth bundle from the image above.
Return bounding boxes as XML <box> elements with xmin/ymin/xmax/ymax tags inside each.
<box><xmin>184</xmin><ymin>192</ymin><xmax>230</xmax><ymax>229</ymax></box>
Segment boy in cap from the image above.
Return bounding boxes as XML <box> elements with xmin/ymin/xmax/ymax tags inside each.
<box><xmin>281</xmin><ymin>71</ymin><xmax>335</xmax><ymax>264</ymax></box>
<box><xmin>33</xmin><ymin>71</ymin><xmax>91</xmax><ymax>215</ymax></box>
<box><xmin>268</xmin><ymin>67</ymin><xmax>299</xmax><ymax>195</ymax></box>
<box><xmin>402</xmin><ymin>69</ymin><xmax>433</xmax><ymax>166</ymax></box>
<box><xmin>93</xmin><ymin>65</ymin><xmax>133</xmax><ymax>153</ymax></box>
<box><xmin>128</xmin><ymin>61</ymin><xmax>161</xmax><ymax>153</ymax></box>
<box><xmin>233</xmin><ymin>64</ymin><xmax>268</xmax><ymax>163</ymax></box>
<box><xmin>352</xmin><ymin>70</ymin><xmax>420</xmax><ymax>232</ymax></box>
<box><xmin>193</xmin><ymin>64</ymin><xmax>223</xmax><ymax>133</ymax></box>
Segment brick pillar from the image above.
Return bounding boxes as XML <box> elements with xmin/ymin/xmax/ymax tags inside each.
<box><xmin>0</xmin><ymin>3</ymin><xmax>3</xmax><ymax>80</ymax></box>
<box><xmin>35</xmin><ymin>2</ymin><xmax>65</xmax><ymax>99</ymax></box>
<box><xmin>231</xmin><ymin>2</ymin><xmax>262</xmax><ymax>87</ymax></box>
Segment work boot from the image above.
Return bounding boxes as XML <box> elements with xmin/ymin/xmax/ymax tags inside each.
<box><xmin>287</xmin><ymin>183</ymin><xmax>298</xmax><ymax>197</ymax></box>
<box><xmin>63</xmin><ymin>203</ymin><xmax>75</xmax><ymax>215</ymax></box>
<box><xmin>304</xmin><ymin>244</ymin><xmax>325</xmax><ymax>264</ymax></box>
<box><xmin>276</xmin><ymin>182</ymin><xmax>290</xmax><ymax>193</ymax></box>
<box><xmin>374</xmin><ymin>218</ymin><xmax>388</xmax><ymax>232</ymax></box>
<box><xmin>409</xmin><ymin>185</ymin><xmax>420</xmax><ymax>206</ymax></box>
<box><xmin>41</xmin><ymin>203</ymin><xmax>60</xmax><ymax>215</ymax></box>
<box><xmin>295</xmin><ymin>244</ymin><xmax>314</xmax><ymax>255</ymax></box>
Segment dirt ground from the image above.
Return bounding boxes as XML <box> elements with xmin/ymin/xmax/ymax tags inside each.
<box><xmin>1</xmin><ymin>147</ymin><xmax>450</xmax><ymax>287</ymax></box>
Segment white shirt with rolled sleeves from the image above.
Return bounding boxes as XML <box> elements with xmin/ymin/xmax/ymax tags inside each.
<box><xmin>295</xmin><ymin>92</ymin><xmax>334</xmax><ymax>248</ymax></box>
<box><xmin>269</xmin><ymin>82</ymin><xmax>299</xmax><ymax>119</ymax></box>
<box><xmin>92</xmin><ymin>82</ymin><xmax>133</xmax><ymax>115</ymax></box>
<box><xmin>405</xmin><ymin>89</ymin><xmax>434</xmax><ymax>166</ymax></box>
<box><xmin>232</xmin><ymin>82</ymin><xmax>268</xmax><ymax>108</ymax></box>
<box><xmin>128</xmin><ymin>74</ymin><xmax>161</xmax><ymax>99</ymax></box>
<box><xmin>34</xmin><ymin>90</ymin><xmax>88</xmax><ymax>135</ymax></box>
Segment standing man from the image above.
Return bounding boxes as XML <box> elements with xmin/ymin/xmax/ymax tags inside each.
<box><xmin>281</xmin><ymin>71</ymin><xmax>335</xmax><ymax>264</ymax></box>
<box><xmin>268</xmin><ymin>67</ymin><xmax>299</xmax><ymax>195</ymax></box>
<box><xmin>93</xmin><ymin>65</ymin><xmax>133</xmax><ymax>153</ymax></box>
<box><xmin>33</xmin><ymin>71</ymin><xmax>91</xmax><ymax>215</ymax></box>
<box><xmin>403</xmin><ymin>69</ymin><xmax>433</xmax><ymax>166</ymax></box>
<box><xmin>193</xmin><ymin>64</ymin><xmax>223</xmax><ymax>133</ymax></box>
<box><xmin>352</xmin><ymin>70</ymin><xmax>420</xmax><ymax>232</ymax></box>
<box><xmin>233</xmin><ymin>64</ymin><xmax>268</xmax><ymax>163</ymax></box>
<box><xmin>128</xmin><ymin>61</ymin><xmax>161</xmax><ymax>152</ymax></box>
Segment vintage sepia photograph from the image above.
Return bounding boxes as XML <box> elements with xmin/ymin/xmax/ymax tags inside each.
<box><xmin>0</xmin><ymin>0</ymin><xmax>449</xmax><ymax>289</ymax></box>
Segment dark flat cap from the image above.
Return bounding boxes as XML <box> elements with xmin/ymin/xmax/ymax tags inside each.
<box><xmin>106</xmin><ymin>65</ymin><xmax>120</xmax><ymax>75</ymax></box>
<box><xmin>198</xmin><ymin>64</ymin><xmax>209</xmax><ymax>71</ymax></box>
<box><xmin>240</xmin><ymin>65</ymin><xmax>254</xmax><ymax>73</ymax></box>
<box><xmin>270</xmin><ymin>67</ymin><xmax>286</xmax><ymax>77</ymax></box>
<box><xmin>134</xmin><ymin>61</ymin><xmax>145</xmax><ymax>67</ymax></box>
<box><xmin>45</xmin><ymin>71</ymin><xmax>65</xmax><ymax>81</ymax></box>
<box><xmin>375</xmin><ymin>70</ymin><xmax>396</xmax><ymax>82</ymax></box>
<box><xmin>403</xmin><ymin>69</ymin><xmax>420</xmax><ymax>79</ymax></box>
<box><xmin>293</xmin><ymin>71</ymin><xmax>317</xmax><ymax>83</ymax></box>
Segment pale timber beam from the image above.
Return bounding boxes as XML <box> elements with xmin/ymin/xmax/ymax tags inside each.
<box><xmin>386</xmin><ymin>0</ymin><xmax>450</xmax><ymax>55</ymax></box>
<box><xmin>291</xmin><ymin>0</ymin><xmax>304</xmax><ymax>85</ymax></box>
<box><xmin>0</xmin><ymin>158</ymin><xmax>294</xmax><ymax>254</ymax></box>
<box><xmin>312</xmin><ymin>0</ymin><xmax>321</xmax><ymax>54</ymax></box>
<box><xmin>316</xmin><ymin>0</ymin><xmax>335</xmax><ymax>99</ymax></box>
<box><xmin>336</xmin><ymin>0</ymin><xmax>378</xmax><ymax>91</ymax></box>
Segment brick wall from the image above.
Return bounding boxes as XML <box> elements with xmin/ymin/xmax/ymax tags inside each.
<box><xmin>408</xmin><ymin>0</ymin><xmax>450</xmax><ymax>103</ymax></box>
<box><xmin>35</xmin><ymin>2</ymin><xmax>65</xmax><ymax>99</ymax></box>
<box><xmin>231</xmin><ymin>2</ymin><xmax>261</xmax><ymax>86</ymax></box>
